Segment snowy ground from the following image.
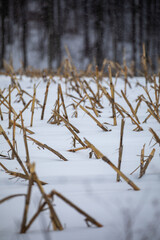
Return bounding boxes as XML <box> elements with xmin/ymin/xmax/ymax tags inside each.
<box><xmin>0</xmin><ymin>75</ymin><xmax>160</xmax><ymax>240</ymax></box>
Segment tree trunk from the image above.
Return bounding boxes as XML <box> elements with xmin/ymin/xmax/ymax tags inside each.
<box><xmin>47</xmin><ymin>0</ymin><xmax>54</xmax><ymax>70</ymax></box>
<box><xmin>94</xmin><ymin>0</ymin><xmax>104</xmax><ymax>69</ymax></box>
<box><xmin>131</xmin><ymin>0</ymin><xmax>136</xmax><ymax>75</ymax></box>
<box><xmin>21</xmin><ymin>0</ymin><xmax>28</xmax><ymax>69</ymax></box>
<box><xmin>83</xmin><ymin>0</ymin><xmax>90</xmax><ymax>58</ymax></box>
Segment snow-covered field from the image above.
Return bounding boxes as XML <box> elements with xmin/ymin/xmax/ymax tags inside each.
<box><xmin>0</xmin><ymin>75</ymin><xmax>160</xmax><ymax>240</ymax></box>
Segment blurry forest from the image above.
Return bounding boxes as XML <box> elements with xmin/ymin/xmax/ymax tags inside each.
<box><xmin>0</xmin><ymin>0</ymin><xmax>160</xmax><ymax>74</ymax></box>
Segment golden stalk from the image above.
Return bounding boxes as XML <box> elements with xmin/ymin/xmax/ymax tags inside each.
<box><xmin>58</xmin><ymin>84</ymin><xmax>68</xmax><ymax>120</ymax></box>
<box><xmin>0</xmin><ymin>106</ymin><xmax>3</xmax><ymax>120</ymax></box>
<box><xmin>49</xmin><ymin>190</ymin><xmax>103</xmax><ymax>228</ymax></box>
<box><xmin>83</xmin><ymin>80</ymin><xmax>99</xmax><ymax>105</ymax></box>
<box><xmin>20</xmin><ymin>112</ymin><xmax>30</xmax><ymax>172</ymax></box>
<box><xmin>100</xmin><ymin>85</ymin><xmax>125</xmax><ymax>118</ymax></box>
<box><xmin>153</xmin><ymin>75</ymin><xmax>159</xmax><ymax>116</ymax></box>
<box><xmin>0</xmin><ymin>162</ymin><xmax>46</xmax><ymax>185</ymax></box>
<box><xmin>27</xmin><ymin>135</ymin><xmax>68</xmax><ymax>161</ymax></box>
<box><xmin>135</xmin><ymin>97</ymin><xmax>142</xmax><ymax>115</ymax></box>
<box><xmin>20</xmin><ymin>165</ymin><xmax>34</xmax><ymax>233</ymax></box>
<box><xmin>149</xmin><ymin>128</ymin><xmax>160</xmax><ymax>144</ymax></box>
<box><xmin>117</xmin><ymin>119</ymin><xmax>125</xmax><ymax>182</ymax></box>
<box><xmin>10</xmin><ymin>120</ymin><xmax>35</xmax><ymax>134</ymax></box>
<box><xmin>8</xmin><ymin>85</ymin><xmax>12</xmax><ymax>128</ymax></box>
<box><xmin>9</xmin><ymin>99</ymin><xmax>32</xmax><ymax>129</ymax></box>
<box><xmin>139</xmin><ymin>148</ymin><xmax>155</xmax><ymax>178</ymax></box>
<box><xmin>84</xmin><ymin>91</ymin><xmax>99</xmax><ymax>117</ymax></box>
<box><xmin>41</xmin><ymin>81</ymin><xmax>50</xmax><ymax>120</ymax></box>
<box><xmin>108</xmin><ymin>65</ymin><xmax>117</xmax><ymax>125</ymax></box>
<box><xmin>147</xmin><ymin>107</ymin><xmax>160</xmax><ymax>123</ymax></box>
<box><xmin>12</xmin><ymin>115</ymin><xmax>16</xmax><ymax>159</ymax></box>
<box><xmin>68</xmin><ymin>146</ymin><xmax>88</xmax><ymax>152</ymax></box>
<box><xmin>73</xmin><ymin>95</ymin><xmax>86</xmax><ymax>108</ymax></box>
<box><xmin>142</xmin><ymin>113</ymin><xmax>151</xmax><ymax>123</ymax></box>
<box><xmin>121</xmin><ymin>90</ymin><xmax>140</xmax><ymax>124</ymax></box>
<box><xmin>21</xmin><ymin>89</ymin><xmax>43</xmax><ymax>108</ymax></box>
<box><xmin>54</xmin><ymin>111</ymin><xmax>80</xmax><ymax>133</ymax></box>
<box><xmin>32</xmin><ymin>166</ymin><xmax>63</xmax><ymax>231</ymax></box>
<box><xmin>65</xmin><ymin>124</ymin><xmax>86</xmax><ymax>147</ymax></box>
<box><xmin>116</xmin><ymin>103</ymin><xmax>143</xmax><ymax>131</ymax></box>
<box><xmin>0</xmin><ymin>86</ymin><xmax>15</xmax><ymax>107</ymax></box>
<box><xmin>130</xmin><ymin>146</ymin><xmax>146</xmax><ymax>175</ymax></box>
<box><xmin>57</xmin><ymin>84</ymin><xmax>60</xmax><ymax>124</ymax></box>
<box><xmin>124</xmin><ymin>65</ymin><xmax>127</xmax><ymax>95</ymax></box>
<box><xmin>24</xmin><ymin>201</ymin><xmax>47</xmax><ymax>233</ymax></box>
<box><xmin>79</xmin><ymin>104</ymin><xmax>109</xmax><ymax>131</ymax></box>
<box><xmin>30</xmin><ymin>84</ymin><xmax>36</xmax><ymax>127</ymax></box>
<box><xmin>0</xmin><ymin>125</ymin><xmax>28</xmax><ymax>176</ymax></box>
<box><xmin>84</xmin><ymin>138</ymin><xmax>140</xmax><ymax>191</ymax></box>
<box><xmin>143</xmin><ymin>87</ymin><xmax>158</xmax><ymax>115</ymax></box>
<box><xmin>139</xmin><ymin>144</ymin><xmax>145</xmax><ymax>177</ymax></box>
<box><xmin>0</xmin><ymin>194</ymin><xmax>26</xmax><ymax>204</ymax></box>
<box><xmin>15</xmin><ymin>84</ymin><xmax>26</xmax><ymax>106</ymax></box>
<box><xmin>0</xmin><ymin>90</ymin><xmax>17</xmax><ymax>116</ymax></box>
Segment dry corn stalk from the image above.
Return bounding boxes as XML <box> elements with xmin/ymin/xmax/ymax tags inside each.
<box><xmin>108</xmin><ymin>65</ymin><xmax>117</xmax><ymax>125</ymax></box>
<box><xmin>30</xmin><ymin>84</ymin><xmax>36</xmax><ymax>127</ymax></box>
<box><xmin>135</xmin><ymin>96</ymin><xmax>142</xmax><ymax>115</ymax></box>
<box><xmin>121</xmin><ymin>90</ymin><xmax>140</xmax><ymax>124</ymax></box>
<box><xmin>54</xmin><ymin>111</ymin><xmax>80</xmax><ymax>133</ymax></box>
<box><xmin>12</xmin><ymin>115</ymin><xmax>16</xmax><ymax>159</ymax></box>
<box><xmin>84</xmin><ymin>138</ymin><xmax>140</xmax><ymax>191</ymax></box>
<box><xmin>116</xmin><ymin>103</ymin><xmax>143</xmax><ymax>131</ymax></box>
<box><xmin>27</xmin><ymin>135</ymin><xmax>68</xmax><ymax>161</ymax></box>
<box><xmin>68</xmin><ymin>146</ymin><xmax>88</xmax><ymax>152</ymax></box>
<box><xmin>41</xmin><ymin>80</ymin><xmax>50</xmax><ymax>120</ymax></box>
<box><xmin>0</xmin><ymin>86</ymin><xmax>15</xmax><ymax>107</ymax></box>
<box><xmin>130</xmin><ymin>144</ymin><xmax>145</xmax><ymax>175</ymax></box>
<box><xmin>140</xmin><ymin>144</ymin><xmax>145</xmax><ymax>177</ymax></box>
<box><xmin>58</xmin><ymin>84</ymin><xmax>68</xmax><ymax>120</ymax></box>
<box><xmin>78</xmin><ymin>104</ymin><xmax>110</xmax><ymax>132</ymax></box>
<box><xmin>149</xmin><ymin>128</ymin><xmax>160</xmax><ymax>145</ymax></box>
<box><xmin>8</xmin><ymin>85</ymin><xmax>11</xmax><ymax>128</ymax></box>
<box><xmin>0</xmin><ymin>162</ymin><xmax>46</xmax><ymax>185</ymax></box>
<box><xmin>0</xmin><ymin>89</ymin><xmax>17</xmax><ymax>116</ymax></box>
<box><xmin>9</xmin><ymin>120</ymin><xmax>34</xmax><ymax>134</ymax></box>
<box><xmin>117</xmin><ymin>119</ymin><xmax>125</xmax><ymax>182</ymax></box>
<box><xmin>20</xmin><ymin>164</ymin><xmax>34</xmax><ymax>233</ymax></box>
<box><xmin>84</xmin><ymin>91</ymin><xmax>99</xmax><ymax>117</ymax></box>
<box><xmin>153</xmin><ymin>75</ymin><xmax>159</xmax><ymax>118</ymax></box>
<box><xmin>0</xmin><ymin>194</ymin><xmax>26</xmax><ymax>204</ymax></box>
<box><xmin>139</xmin><ymin>148</ymin><xmax>155</xmax><ymax>178</ymax></box>
<box><xmin>65</xmin><ymin>124</ymin><xmax>85</xmax><ymax>147</ymax></box>
<box><xmin>15</xmin><ymin>84</ymin><xmax>26</xmax><ymax>106</ymax></box>
<box><xmin>31</xmin><ymin>164</ymin><xmax>63</xmax><ymax>231</ymax></box>
<box><xmin>21</xmin><ymin>89</ymin><xmax>42</xmax><ymax>108</ymax></box>
<box><xmin>0</xmin><ymin>106</ymin><xmax>3</xmax><ymax>120</ymax></box>
<box><xmin>83</xmin><ymin>80</ymin><xmax>103</xmax><ymax>108</ymax></box>
<box><xmin>0</xmin><ymin>125</ymin><xmax>28</xmax><ymax>176</ymax></box>
<box><xmin>22</xmin><ymin>202</ymin><xmax>47</xmax><ymax>233</ymax></box>
<box><xmin>20</xmin><ymin>112</ymin><xmax>30</xmax><ymax>172</ymax></box>
<box><xmin>142</xmin><ymin>95</ymin><xmax>160</xmax><ymax>123</ymax></box>
<box><xmin>9</xmin><ymin>100</ymin><xmax>32</xmax><ymax>129</ymax></box>
<box><xmin>49</xmin><ymin>190</ymin><xmax>103</xmax><ymax>228</ymax></box>
<box><xmin>100</xmin><ymin>85</ymin><xmax>125</xmax><ymax>118</ymax></box>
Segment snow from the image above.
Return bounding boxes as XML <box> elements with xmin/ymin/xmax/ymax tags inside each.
<box><xmin>0</xmin><ymin>75</ymin><xmax>160</xmax><ymax>240</ymax></box>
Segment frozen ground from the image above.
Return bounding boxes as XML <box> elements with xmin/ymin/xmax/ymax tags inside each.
<box><xmin>0</xmin><ymin>75</ymin><xmax>160</xmax><ymax>240</ymax></box>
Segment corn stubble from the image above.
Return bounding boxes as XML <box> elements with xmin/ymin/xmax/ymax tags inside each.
<box><xmin>0</xmin><ymin>53</ymin><xmax>159</xmax><ymax>233</ymax></box>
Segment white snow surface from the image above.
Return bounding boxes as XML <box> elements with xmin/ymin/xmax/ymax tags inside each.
<box><xmin>0</xmin><ymin>75</ymin><xmax>160</xmax><ymax>240</ymax></box>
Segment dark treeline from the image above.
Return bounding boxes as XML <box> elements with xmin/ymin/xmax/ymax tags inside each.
<box><xmin>0</xmin><ymin>0</ymin><xmax>160</xmax><ymax>73</ymax></box>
